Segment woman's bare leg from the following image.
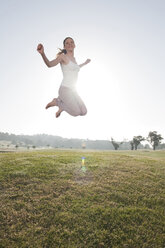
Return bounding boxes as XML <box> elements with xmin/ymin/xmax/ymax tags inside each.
<box><xmin>56</xmin><ymin>109</ymin><xmax>63</xmax><ymax>118</ymax></box>
<box><xmin>45</xmin><ymin>98</ymin><xmax>57</xmax><ymax>109</ymax></box>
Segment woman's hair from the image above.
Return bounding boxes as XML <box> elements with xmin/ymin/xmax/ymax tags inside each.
<box><xmin>57</xmin><ymin>48</ymin><xmax>67</xmax><ymax>56</ymax></box>
<box><xmin>57</xmin><ymin>37</ymin><xmax>74</xmax><ymax>56</ymax></box>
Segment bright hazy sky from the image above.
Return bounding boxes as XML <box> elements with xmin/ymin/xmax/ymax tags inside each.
<box><xmin>1</xmin><ymin>0</ymin><xmax>165</xmax><ymax>141</ymax></box>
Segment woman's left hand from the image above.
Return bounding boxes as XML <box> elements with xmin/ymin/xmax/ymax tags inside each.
<box><xmin>85</xmin><ymin>59</ymin><xmax>91</xmax><ymax>64</ymax></box>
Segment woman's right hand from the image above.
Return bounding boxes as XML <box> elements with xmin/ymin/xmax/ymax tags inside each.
<box><xmin>37</xmin><ymin>43</ymin><xmax>44</xmax><ymax>54</ymax></box>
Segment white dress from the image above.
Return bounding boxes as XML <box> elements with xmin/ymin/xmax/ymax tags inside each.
<box><xmin>56</xmin><ymin>60</ymin><xmax>87</xmax><ymax>116</ymax></box>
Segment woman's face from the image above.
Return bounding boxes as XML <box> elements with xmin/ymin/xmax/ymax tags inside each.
<box><xmin>64</xmin><ymin>38</ymin><xmax>75</xmax><ymax>52</ymax></box>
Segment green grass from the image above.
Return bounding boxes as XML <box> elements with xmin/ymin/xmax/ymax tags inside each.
<box><xmin>0</xmin><ymin>150</ymin><xmax>164</xmax><ymax>248</ymax></box>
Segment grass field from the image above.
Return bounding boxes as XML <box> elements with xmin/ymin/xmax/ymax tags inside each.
<box><xmin>0</xmin><ymin>149</ymin><xmax>164</xmax><ymax>248</ymax></box>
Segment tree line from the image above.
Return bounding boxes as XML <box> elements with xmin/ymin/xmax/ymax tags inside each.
<box><xmin>111</xmin><ymin>131</ymin><xmax>164</xmax><ymax>150</ymax></box>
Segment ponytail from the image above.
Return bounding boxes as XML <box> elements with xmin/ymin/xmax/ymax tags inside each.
<box><xmin>57</xmin><ymin>48</ymin><xmax>67</xmax><ymax>56</ymax></box>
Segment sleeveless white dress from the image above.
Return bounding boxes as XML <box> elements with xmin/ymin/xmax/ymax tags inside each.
<box><xmin>56</xmin><ymin>60</ymin><xmax>87</xmax><ymax>116</ymax></box>
<box><xmin>61</xmin><ymin>60</ymin><xmax>80</xmax><ymax>90</ymax></box>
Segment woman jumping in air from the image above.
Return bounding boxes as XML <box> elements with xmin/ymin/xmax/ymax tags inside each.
<box><xmin>37</xmin><ymin>37</ymin><xmax>91</xmax><ymax>118</ymax></box>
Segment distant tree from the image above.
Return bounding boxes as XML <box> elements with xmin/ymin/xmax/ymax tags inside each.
<box><xmin>147</xmin><ymin>131</ymin><xmax>163</xmax><ymax>150</ymax></box>
<box><xmin>15</xmin><ymin>144</ymin><xmax>19</xmax><ymax>149</ymax></box>
<box><xmin>144</xmin><ymin>144</ymin><xmax>151</xmax><ymax>150</ymax></box>
<box><xmin>32</xmin><ymin>145</ymin><xmax>36</xmax><ymax>149</ymax></box>
<box><xmin>130</xmin><ymin>141</ymin><xmax>134</xmax><ymax>150</ymax></box>
<box><xmin>132</xmin><ymin>136</ymin><xmax>145</xmax><ymax>150</ymax></box>
<box><xmin>111</xmin><ymin>138</ymin><xmax>119</xmax><ymax>150</ymax></box>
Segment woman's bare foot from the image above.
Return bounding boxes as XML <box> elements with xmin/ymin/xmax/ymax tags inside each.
<box><xmin>45</xmin><ymin>98</ymin><xmax>57</xmax><ymax>109</ymax></box>
<box><xmin>56</xmin><ymin>109</ymin><xmax>62</xmax><ymax>118</ymax></box>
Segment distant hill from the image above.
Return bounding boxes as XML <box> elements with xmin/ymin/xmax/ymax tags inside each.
<box><xmin>0</xmin><ymin>132</ymin><xmax>135</xmax><ymax>150</ymax></box>
<box><xmin>2</xmin><ymin>132</ymin><xmax>163</xmax><ymax>150</ymax></box>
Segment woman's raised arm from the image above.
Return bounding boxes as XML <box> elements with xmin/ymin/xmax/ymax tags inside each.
<box><xmin>37</xmin><ymin>44</ymin><xmax>62</xmax><ymax>68</ymax></box>
<box><xmin>79</xmin><ymin>59</ymin><xmax>91</xmax><ymax>68</ymax></box>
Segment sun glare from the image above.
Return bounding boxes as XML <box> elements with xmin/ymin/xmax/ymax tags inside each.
<box><xmin>78</xmin><ymin>62</ymin><xmax>122</xmax><ymax>115</ymax></box>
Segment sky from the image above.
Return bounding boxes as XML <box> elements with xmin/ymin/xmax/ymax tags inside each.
<box><xmin>0</xmin><ymin>0</ymin><xmax>165</xmax><ymax>142</ymax></box>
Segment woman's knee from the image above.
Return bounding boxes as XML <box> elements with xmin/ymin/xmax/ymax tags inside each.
<box><xmin>80</xmin><ymin>108</ymin><xmax>87</xmax><ymax>116</ymax></box>
<box><xmin>67</xmin><ymin>105</ymin><xmax>87</xmax><ymax>117</ymax></box>
<box><xmin>69</xmin><ymin>108</ymin><xmax>80</xmax><ymax>117</ymax></box>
